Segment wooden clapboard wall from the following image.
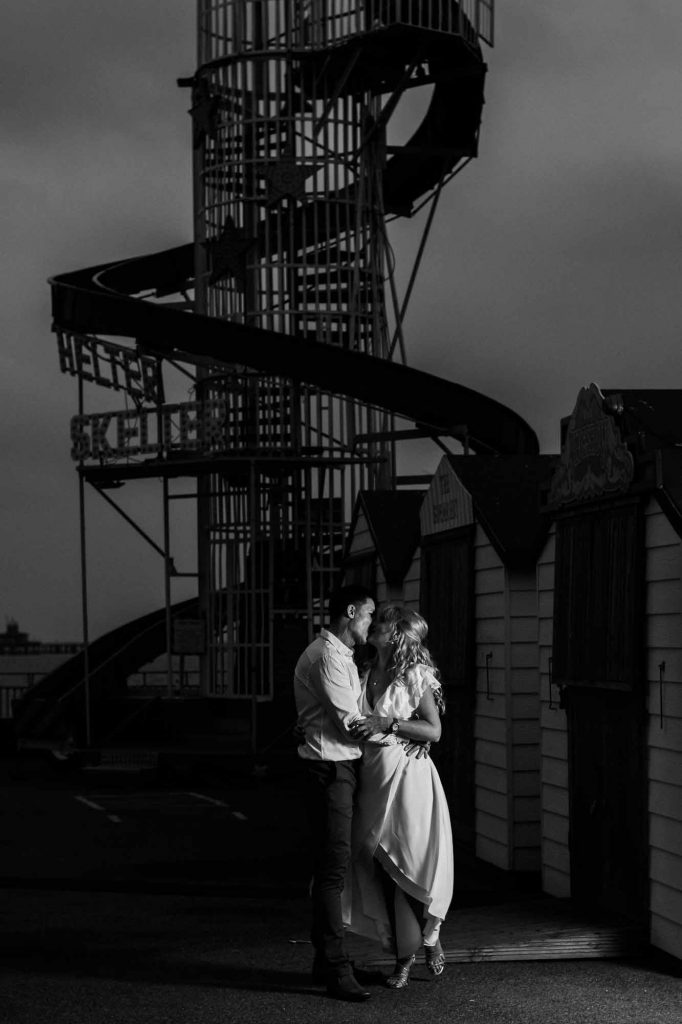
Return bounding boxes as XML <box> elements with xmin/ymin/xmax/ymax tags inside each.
<box><xmin>420</xmin><ymin>456</ymin><xmax>542</xmax><ymax>873</ymax></box>
<box><xmin>645</xmin><ymin>497</ymin><xmax>682</xmax><ymax>961</ymax></box>
<box><xmin>539</xmin><ymin>500</ymin><xmax>682</xmax><ymax>960</ymax></box>
<box><xmin>508</xmin><ymin>567</ymin><xmax>542</xmax><ymax>871</ymax></box>
<box><xmin>344</xmin><ymin>504</ymin><xmax>395</xmax><ymax>605</ymax></box>
<box><xmin>474</xmin><ymin>524</ymin><xmax>508</xmax><ymax>868</ymax></box>
<box><xmin>537</xmin><ymin>524</ymin><xmax>571</xmax><ymax>898</ymax></box>
<box><xmin>474</xmin><ymin>528</ymin><xmax>541</xmax><ymax>872</ymax></box>
<box><xmin>344</xmin><ymin>504</ymin><xmax>373</xmax><ymax>564</ymax></box>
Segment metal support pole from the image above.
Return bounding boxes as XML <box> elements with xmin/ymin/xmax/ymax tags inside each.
<box><xmin>388</xmin><ymin>176</ymin><xmax>446</xmax><ymax>360</ymax></box>
<box><xmin>78</xmin><ymin>468</ymin><xmax>91</xmax><ymax>747</ymax></box>
<box><xmin>304</xmin><ymin>465</ymin><xmax>314</xmax><ymax>644</ymax></box>
<box><xmin>192</xmin><ymin>110</ymin><xmax>211</xmax><ymax>697</ymax></box>
<box><xmin>249</xmin><ymin>461</ymin><xmax>258</xmax><ymax>758</ymax></box>
<box><xmin>76</xmin><ymin>372</ymin><xmax>91</xmax><ymax>747</ymax></box>
<box><xmin>93</xmin><ymin>485</ymin><xmax>169</xmax><ymax>561</ymax></box>
<box><xmin>163</xmin><ymin>476</ymin><xmax>173</xmax><ymax>698</ymax></box>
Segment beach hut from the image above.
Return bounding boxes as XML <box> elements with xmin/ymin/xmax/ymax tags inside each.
<box><xmin>419</xmin><ymin>453</ymin><xmax>555</xmax><ymax>865</ymax></box>
<box><xmin>343</xmin><ymin>489</ymin><xmax>425</xmax><ymax>605</ymax></box>
<box><xmin>539</xmin><ymin>383</ymin><xmax>682</xmax><ymax>960</ymax></box>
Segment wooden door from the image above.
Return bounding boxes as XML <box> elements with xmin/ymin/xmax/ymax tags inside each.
<box><xmin>420</xmin><ymin>526</ymin><xmax>475</xmax><ymax>849</ymax></box>
<box><xmin>553</xmin><ymin>500</ymin><xmax>648</xmax><ymax>922</ymax></box>
<box><xmin>565</xmin><ymin>688</ymin><xmax>648</xmax><ymax>919</ymax></box>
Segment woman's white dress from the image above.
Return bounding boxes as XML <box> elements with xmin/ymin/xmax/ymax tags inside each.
<box><xmin>343</xmin><ymin>664</ymin><xmax>454</xmax><ymax>957</ymax></box>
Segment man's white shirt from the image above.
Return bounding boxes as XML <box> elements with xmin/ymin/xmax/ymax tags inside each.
<box><xmin>294</xmin><ymin>628</ymin><xmax>364</xmax><ymax>761</ymax></box>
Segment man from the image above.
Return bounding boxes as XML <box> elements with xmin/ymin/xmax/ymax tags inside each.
<box><xmin>293</xmin><ymin>585</ymin><xmax>375</xmax><ymax>1002</ymax></box>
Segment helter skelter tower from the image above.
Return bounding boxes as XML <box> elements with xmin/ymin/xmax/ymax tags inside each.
<box><xmin>29</xmin><ymin>0</ymin><xmax>536</xmax><ymax>760</ymax></box>
<box><xmin>187</xmin><ymin>1</ymin><xmax>493</xmax><ymax>705</ymax></box>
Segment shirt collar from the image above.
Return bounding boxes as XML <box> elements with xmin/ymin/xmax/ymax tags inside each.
<box><xmin>320</xmin><ymin>627</ymin><xmax>355</xmax><ymax>658</ymax></box>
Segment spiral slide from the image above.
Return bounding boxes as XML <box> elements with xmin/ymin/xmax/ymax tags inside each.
<box><xmin>51</xmin><ymin>243</ymin><xmax>537</xmax><ymax>458</ymax></box>
<box><xmin>50</xmin><ymin>6</ymin><xmax>536</xmax><ymax>457</ymax></box>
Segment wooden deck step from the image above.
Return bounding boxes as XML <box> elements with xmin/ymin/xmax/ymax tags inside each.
<box><xmin>83</xmin><ymin>749</ymin><xmax>160</xmax><ymax>773</ymax></box>
<box><xmin>349</xmin><ymin>897</ymin><xmax>647</xmax><ymax>965</ymax></box>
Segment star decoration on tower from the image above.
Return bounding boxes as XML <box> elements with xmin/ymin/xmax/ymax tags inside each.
<box><xmin>204</xmin><ymin>217</ymin><xmax>258</xmax><ymax>288</ymax></box>
<box><xmin>189</xmin><ymin>80</ymin><xmax>221</xmax><ymax>149</ymax></box>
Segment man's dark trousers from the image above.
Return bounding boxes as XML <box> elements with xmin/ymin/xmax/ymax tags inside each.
<box><xmin>302</xmin><ymin>758</ymin><xmax>358</xmax><ymax>978</ymax></box>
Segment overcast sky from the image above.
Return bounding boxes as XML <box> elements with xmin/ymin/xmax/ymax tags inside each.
<box><xmin>1</xmin><ymin>1</ymin><xmax>681</xmax><ymax>641</ymax></box>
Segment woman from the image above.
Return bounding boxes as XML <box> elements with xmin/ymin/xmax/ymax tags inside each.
<box><xmin>345</xmin><ymin>605</ymin><xmax>453</xmax><ymax>988</ymax></box>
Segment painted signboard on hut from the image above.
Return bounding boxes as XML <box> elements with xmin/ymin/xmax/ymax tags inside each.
<box><xmin>421</xmin><ymin>457</ymin><xmax>474</xmax><ymax>536</ymax></box>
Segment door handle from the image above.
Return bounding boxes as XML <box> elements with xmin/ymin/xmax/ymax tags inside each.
<box><xmin>485</xmin><ymin>651</ymin><xmax>493</xmax><ymax>701</ymax></box>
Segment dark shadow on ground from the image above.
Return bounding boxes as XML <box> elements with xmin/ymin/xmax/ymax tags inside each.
<box><xmin>2</xmin><ymin>931</ymin><xmax>393</xmax><ymax>996</ymax></box>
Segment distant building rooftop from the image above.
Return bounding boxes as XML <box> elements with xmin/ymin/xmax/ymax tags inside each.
<box><xmin>0</xmin><ymin>619</ymin><xmax>29</xmax><ymax>648</ymax></box>
<box><xmin>0</xmin><ymin>619</ymin><xmax>81</xmax><ymax>656</ymax></box>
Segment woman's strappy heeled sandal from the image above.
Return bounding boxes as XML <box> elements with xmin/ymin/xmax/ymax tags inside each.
<box><xmin>385</xmin><ymin>953</ymin><xmax>416</xmax><ymax>989</ymax></box>
<box><xmin>424</xmin><ymin>940</ymin><xmax>446</xmax><ymax>976</ymax></box>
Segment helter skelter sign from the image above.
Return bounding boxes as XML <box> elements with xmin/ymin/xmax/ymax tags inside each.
<box><xmin>56</xmin><ymin>330</ymin><xmax>163</xmax><ymax>405</ymax></box>
<box><xmin>57</xmin><ymin>327</ymin><xmax>298</xmax><ymax>464</ymax></box>
<box><xmin>69</xmin><ymin>401</ymin><xmax>228</xmax><ymax>462</ymax></box>
<box><xmin>56</xmin><ymin>328</ymin><xmax>231</xmax><ymax>463</ymax></box>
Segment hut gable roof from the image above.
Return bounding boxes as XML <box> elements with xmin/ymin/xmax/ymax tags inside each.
<box><xmin>595</xmin><ymin>390</ymin><xmax>682</xmax><ymax>535</ymax></box>
<box><xmin>346</xmin><ymin>490</ymin><xmax>426</xmax><ymax>587</ymax></box>
<box><xmin>446</xmin><ymin>454</ymin><xmax>558</xmax><ymax>570</ymax></box>
<box><xmin>603</xmin><ymin>389</ymin><xmax>682</xmax><ymax>451</ymax></box>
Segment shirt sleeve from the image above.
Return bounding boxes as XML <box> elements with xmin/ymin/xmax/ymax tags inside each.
<box><xmin>311</xmin><ymin>648</ymin><xmax>363</xmax><ymax>737</ymax></box>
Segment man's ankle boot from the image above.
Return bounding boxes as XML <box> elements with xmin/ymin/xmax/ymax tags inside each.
<box><xmin>327</xmin><ymin>973</ymin><xmax>371</xmax><ymax>1001</ymax></box>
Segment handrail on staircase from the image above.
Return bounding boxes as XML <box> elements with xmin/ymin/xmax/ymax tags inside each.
<box><xmin>55</xmin><ymin>618</ymin><xmax>174</xmax><ymax>706</ymax></box>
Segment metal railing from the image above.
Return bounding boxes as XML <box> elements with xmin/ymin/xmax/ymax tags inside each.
<box><xmin>0</xmin><ymin>676</ymin><xmax>40</xmax><ymax>719</ymax></box>
<box><xmin>198</xmin><ymin>0</ymin><xmax>494</xmax><ymax>58</ymax></box>
<box><xmin>0</xmin><ymin>642</ymin><xmax>83</xmax><ymax>656</ymax></box>
<box><xmin>127</xmin><ymin>669</ymin><xmax>201</xmax><ymax>693</ymax></box>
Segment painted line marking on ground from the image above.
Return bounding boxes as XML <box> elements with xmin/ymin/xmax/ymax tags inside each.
<box><xmin>185</xmin><ymin>792</ymin><xmax>247</xmax><ymax>821</ymax></box>
<box><xmin>185</xmin><ymin>791</ymin><xmax>230</xmax><ymax>808</ymax></box>
<box><xmin>74</xmin><ymin>795</ymin><xmax>122</xmax><ymax>824</ymax></box>
<box><xmin>74</xmin><ymin>795</ymin><xmax>106</xmax><ymax>813</ymax></box>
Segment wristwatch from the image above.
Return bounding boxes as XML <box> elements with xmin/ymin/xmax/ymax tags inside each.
<box><xmin>390</xmin><ymin>719</ymin><xmax>400</xmax><ymax>734</ymax></box>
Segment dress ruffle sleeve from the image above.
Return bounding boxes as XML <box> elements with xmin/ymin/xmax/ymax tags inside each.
<box><xmin>408</xmin><ymin>664</ymin><xmax>441</xmax><ymax>702</ymax></box>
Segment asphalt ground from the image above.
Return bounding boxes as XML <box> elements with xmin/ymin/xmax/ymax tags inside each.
<box><xmin>0</xmin><ymin>752</ymin><xmax>312</xmax><ymax>896</ymax></box>
<box><xmin>1</xmin><ymin>753</ymin><xmax>681</xmax><ymax>1024</ymax></box>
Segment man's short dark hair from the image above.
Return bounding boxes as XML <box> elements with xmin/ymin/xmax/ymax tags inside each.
<box><xmin>328</xmin><ymin>585</ymin><xmax>374</xmax><ymax>622</ymax></box>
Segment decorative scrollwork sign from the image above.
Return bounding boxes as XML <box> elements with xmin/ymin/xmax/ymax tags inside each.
<box><xmin>548</xmin><ymin>383</ymin><xmax>634</xmax><ymax>508</ymax></box>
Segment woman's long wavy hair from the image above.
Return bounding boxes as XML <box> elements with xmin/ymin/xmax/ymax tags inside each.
<box><xmin>371</xmin><ymin>604</ymin><xmax>445</xmax><ymax>715</ymax></box>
